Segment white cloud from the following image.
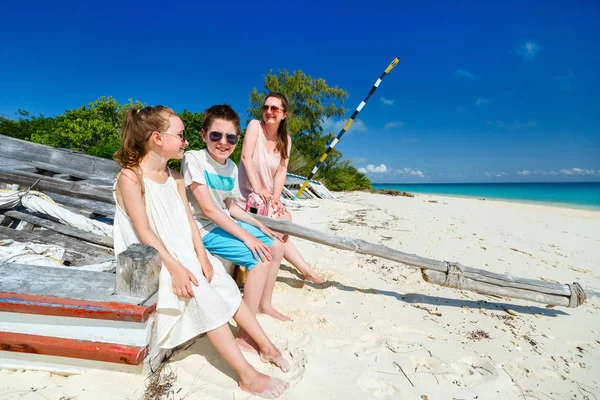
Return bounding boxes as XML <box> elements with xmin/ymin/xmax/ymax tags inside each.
<box><xmin>556</xmin><ymin>71</ymin><xmax>577</xmax><ymax>91</ymax></box>
<box><xmin>322</xmin><ymin>117</ymin><xmax>368</xmax><ymax>134</ymax></box>
<box><xmin>475</xmin><ymin>98</ymin><xmax>488</xmax><ymax>106</ymax></box>
<box><xmin>516</xmin><ymin>40</ymin><xmax>541</xmax><ymax>60</ymax></box>
<box><xmin>454</xmin><ymin>69</ymin><xmax>478</xmax><ymax>80</ymax></box>
<box><xmin>397</xmin><ymin>168</ymin><xmax>425</xmax><ymax>178</ymax></box>
<box><xmin>485</xmin><ymin>171</ymin><xmax>509</xmax><ymax>177</ymax></box>
<box><xmin>380</xmin><ymin>97</ymin><xmax>395</xmax><ymax>106</ymax></box>
<box><xmin>559</xmin><ymin>168</ymin><xmax>599</xmax><ymax>176</ymax></box>
<box><xmin>384</xmin><ymin>121</ymin><xmax>404</xmax><ymax>129</ymax></box>
<box><xmin>518</xmin><ymin>170</ymin><xmax>532</xmax><ymax>176</ymax></box>
<box><xmin>359</xmin><ymin>164</ymin><xmax>388</xmax><ymax>174</ymax></box>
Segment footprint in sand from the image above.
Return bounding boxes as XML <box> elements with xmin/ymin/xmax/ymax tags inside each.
<box><xmin>356</xmin><ymin>372</ymin><xmax>399</xmax><ymax>399</ymax></box>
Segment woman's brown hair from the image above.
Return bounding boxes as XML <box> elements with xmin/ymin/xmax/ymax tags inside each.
<box><xmin>264</xmin><ymin>92</ymin><xmax>289</xmax><ymax>159</ymax></box>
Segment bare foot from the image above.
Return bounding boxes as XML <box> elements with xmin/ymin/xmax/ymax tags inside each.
<box><xmin>260</xmin><ymin>306</ymin><xmax>292</xmax><ymax>322</ymax></box>
<box><xmin>239</xmin><ymin>371</ymin><xmax>289</xmax><ymax>399</ymax></box>
<box><xmin>303</xmin><ymin>271</ymin><xmax>325</xmax><ymax>284</ymax></box>
<box><xmin>236</xmin><ymin>330</ymin><xmax>259</xmax><ymax>354</ymax></box>
<box><xmin>259</xmin><ymin>345</ymin><xmax>291</xmax><ymax>373</ymax></box>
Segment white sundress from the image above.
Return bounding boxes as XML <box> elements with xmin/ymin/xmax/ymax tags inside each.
<box><xmin>113</xmin><ymin>170</ymin><xmax>242</xmax><ymax>349</ymax></box>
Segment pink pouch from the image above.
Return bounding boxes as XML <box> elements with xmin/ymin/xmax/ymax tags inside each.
<box><xmin>245</xmin><ymin>192</ymin><xmax>271</xmax><ymax>216</ymax></box>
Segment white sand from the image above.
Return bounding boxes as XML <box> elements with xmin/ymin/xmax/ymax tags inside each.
<box><xmin>2</xmin><ymin>191</ymin><xmax>600</xmax><ymax>399</ymax></box>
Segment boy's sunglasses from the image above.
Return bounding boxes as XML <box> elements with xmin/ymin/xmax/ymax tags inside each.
<box><xmin>262</xmin><ymin>105</ymin><xmax>284</xmax><ymax>114</ymax></box>
<box><xmin>208</xmin><ymin>131</ymin><xmax>239</xmax><ymax>145</ymax></box>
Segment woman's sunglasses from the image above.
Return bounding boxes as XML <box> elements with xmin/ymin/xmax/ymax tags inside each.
<box><xmin>262</xmin><ymin>105</ymin><xmax>284</xmax><ymax>114</ymax></box>
<box><xmin>208</xmin><ymin>131</ymin><xmax>239</xmax><ymax>145</ymax></box>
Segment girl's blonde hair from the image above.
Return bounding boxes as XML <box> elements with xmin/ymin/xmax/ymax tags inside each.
<box><xmin>114</xmin><ymin>105</ymin><xmax>177</xmax><ymax>193</ymax></box>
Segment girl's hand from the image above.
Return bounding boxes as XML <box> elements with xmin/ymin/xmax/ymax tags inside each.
<box><xmin>259</xmin><ymin>223</ymin><xmax>284</xmax><ymax>243</ymax></box>
<box><xmin>254</xmin><ymin>187</ymin><xmax>273</xmax><ymax>207</ymax></box>
<box><xmin>201</xmin><ymin>259</ymin><xmax>214</xmax><ymax>283</ymax></box>
<box><xmin>170</xmin><ymin>263</ymin><xmax>199</xmax><ymax>298</ymax></box>
<box><xmin>243</xmin><ymin>233</ymin><xmax>272</xmax><ymax>262</ymax></box>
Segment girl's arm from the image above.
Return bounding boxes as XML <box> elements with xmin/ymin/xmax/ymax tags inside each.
<box><xmin>240</xmin><ymin>120</ymin><xmax>272</xmax><ymax>205</ymax></box>
<box><xmin>271</xmin><ymin>136</ymin><xmax>292</xmax><ymax>215</ymax></box>
<box><xmin>173</xmin><ymin>170</ymin><xmax>214</xmax><ymax>282</ymax></box>
<box><xmin>116</xmin><ymin>169</ymin><xmax>198</xmax><ymax>298</ymax></box>
<box><xmin>189</xmin><ymin>181</ymin><xmax>273</xmax><ymax>262</ymax></box>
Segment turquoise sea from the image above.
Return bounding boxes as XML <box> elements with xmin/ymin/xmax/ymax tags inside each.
<box><xmin>371</xmin><ymin>182</ymin><xmax>600</xmax><ymax>210</ymax></box>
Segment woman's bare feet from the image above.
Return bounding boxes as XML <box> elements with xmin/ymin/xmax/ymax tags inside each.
<box><xmin>239</xmin><ymin>370</ymin><xmax>289</xmax><ymax>399</ymax></box>
<box><xmin>259</xmin><ymin>344</ymin><xmax>291</xmax><ymax>373</ymax></box>
<box><xmin>260</xmin><ymin>306</ymin><xmax>291</xmax><ymax>322</ymax></box>
<box><xmin>303</xmin><ymin>270</ymin><xmax>325</xmax><ymax>284</ymax></box>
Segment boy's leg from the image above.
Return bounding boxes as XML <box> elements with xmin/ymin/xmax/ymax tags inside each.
<box><xmin>258</xmin><ymin>239</ymin><xmax>290</xmax><ymax>321</ymax></box>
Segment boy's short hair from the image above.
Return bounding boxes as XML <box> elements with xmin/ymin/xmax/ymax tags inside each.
<box><xmin>202</xmin><ymin>104</ymin><xmax>240</xmax><ymax>134</ymax></box>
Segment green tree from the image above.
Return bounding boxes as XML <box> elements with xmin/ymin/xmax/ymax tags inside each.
<box><xmin>0</xmin><ymin>110</ymin><xmax>58</xmax><ymax>142</ymax></box>
<box><xmin>247</xmin><ymin>69</ymin><xmax>371</xmax><ymax>190</ymax></box>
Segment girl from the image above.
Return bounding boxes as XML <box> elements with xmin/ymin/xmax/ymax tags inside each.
<box><xmin>113</xmin><ymin>105</ymin><xmax>289</xmax><ymax>398</ymax></box>
<box><xmin>237</xmin><ymin>93</ymin><xmax>325</xmax><ymax>284</ymax></box>
<box><xmin>182</xmin><ymin>105</ymin><xmax>289</xmax><ymax>353</ymax></box>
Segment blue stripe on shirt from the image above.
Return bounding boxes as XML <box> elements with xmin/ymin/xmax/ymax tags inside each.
<box><xmin>204</xmin><ymin>171</ymin><xmax>235</xmax><ymax>191</ymax></box>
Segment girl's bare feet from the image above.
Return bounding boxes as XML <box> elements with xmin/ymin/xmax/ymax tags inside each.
<box><xmin>239</xmin><ymin>370</ymin><xmax>289</xmax><ymax>399</ymax></box>
<box><xmin>260</xmin><ymin>306</ymin><xmax>291</xmax><ymax>322</ymax></box>
<box><xmin>236</xmin><ymin>330</ymin><xmax>259</xmax><ymax>354</ymax></box>
<box><xmin>259</xmin><ymin>344</ymin><xmax>291</xmax><ymax>373</ymax></box>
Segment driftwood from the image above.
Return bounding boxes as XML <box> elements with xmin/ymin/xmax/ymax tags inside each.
<box><xmin>3</xmin><ymin>210</ymin><xmax>113</xmax><ymax>248</ymax></box>
<box><xmin>0</xmin><ymin>166</ymin><xmax>114</xmax><ymax>203</ymax></box>
<box><xmin>251</xmin><ymin>214</ymin><xmax>591</xmax><ymax>308</ymax></box>
<box><xmin>116</xmin><ymin>244</ymin><xmax>161</xmax><ymax>298</ymax></box>
<box><xmin>47</xmin><ymin>193</ymin><xmax>115</xmax><ymax>217</ymax></box>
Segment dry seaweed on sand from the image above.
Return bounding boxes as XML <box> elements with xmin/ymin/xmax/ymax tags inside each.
<box><xmin>143</xmin><ymin>362</ymin><xmax>179</xmax><ymax>400</ymax></box>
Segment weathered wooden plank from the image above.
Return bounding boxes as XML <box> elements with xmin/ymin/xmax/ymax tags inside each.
<box><xmin>48</xmin><ymin>193</ymin><xmax>115</xmax><ymax>217</ymax></box>
<box><xmin>422</xmin><ymin>269</ymin><xmax>570</xmax><ymax>307</ymax></box>
<box><xmin>0</xmin><ymin>134</ymin><xmax>119</xmax><ymax>178</ymax></box>
<box><xmin>0</xmin><ymin>262</ymin><xmax>142</xmax><ymax>304</ymax></box>
<box><xmin>0</xmin><ymin>225</ymin><xmax>113</xmax><ymax>266</ymax></box>
<box><xmin>116</xmin><ymin>244</ymin><xmax>161</xmax><ymax>298</ymax></box>
<box><xmin>0</xmin><ymin>293</ymin><xmax>155</xmax><ymax>322</ymax></box>
<box><xmin>0</xmin><ymin>166</ymin><xmax>114</xmax><ymax>204</ymax></box>
<box><xmin>3</xmin><ymin>210</ymin><xmax>113</xmax><ymax>247</ymax></box>
<box><xmin>0</xmin><ymin>332</ymin><xmax>147</xmax><ymax>365</ymax></box>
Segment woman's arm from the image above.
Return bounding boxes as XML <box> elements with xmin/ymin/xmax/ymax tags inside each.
<box><xmin>189</xmin><ymin>181</ymin><xmax>273</xmax><ymax>262</ymax></box>
<box><xmin>173</xmin><ymin>170</ymin><xmax>213</xmax><ymax>282</ymax></box>
<box><xmin>272</xmin><ymin>135</ymin><xmax>292</xmax><ymax>200</ymax></box>
<box><xmin>116</xmin><ymin>169</ymin><xmax>198</xmax><ymax>298</ymax></box>
<box><xmin>240</xmin><ymin>120</ymin><xmax>272</xmax><ymax>205</ymax></box>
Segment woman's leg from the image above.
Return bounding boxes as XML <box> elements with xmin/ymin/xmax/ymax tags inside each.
<box><xmin>207</xmin><ymin>323</ymin><xmax>289</xmax><ymax>398</ymax></box>
<box><xmin>277</xmin><ymin>211</ymin><xmax>325</xmax><ymax>284</ymax></box>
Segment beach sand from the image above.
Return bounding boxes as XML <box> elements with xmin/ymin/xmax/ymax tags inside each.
<box><xmin>2</xmin><ymin>191</ymin><xmax>599</xmax><ymax>399</ymax></box>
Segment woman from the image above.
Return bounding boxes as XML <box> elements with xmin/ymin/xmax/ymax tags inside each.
<box><xmin>237</xmin><ymin>93</ymin><xmax>325</xmax><ymax>284</ymax></box>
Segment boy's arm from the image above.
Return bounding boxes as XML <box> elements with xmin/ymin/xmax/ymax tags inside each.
<box><xmin>173</xmin><ymin>170</ymin><xmax>213</xmax><ymax>282</ymax></box>
<box><xmin>117</xmin><ymin>169</ymin><xmax>198</xmax><ymax>297</ymax></box>
<box><xmin>188</xmin><ymin>181</ymin><xmax>273</xmax><ymax>262</ymax></box>
<box><xmin>228</xmin><ymin>199</ymin><xmax>282</xmax><ymax>242</ymax></box>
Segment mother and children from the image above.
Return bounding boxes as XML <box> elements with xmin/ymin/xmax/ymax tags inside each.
<box><xmin>112</xmin><ymin>93</ymin><xmax>323</xmax><ymax>398</ymax></box>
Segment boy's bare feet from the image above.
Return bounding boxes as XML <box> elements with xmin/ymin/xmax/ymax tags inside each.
<box><xmin>260</xmin><ymin>306</ymin><xmax>292</xmax><ymax>322</ymax></box>
<box><xmin>239</xmin><ymin>371</ymin><xmax>289</xmax><ymax>399</ymax></box>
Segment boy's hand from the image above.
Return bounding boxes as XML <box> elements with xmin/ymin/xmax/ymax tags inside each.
<box><xmin>170</xmin><ymin>263</ymin><xmax>199</xmax><ymax>298</ymax></box>
<box><xmin>259</xmin><ymin>223</ymin><xmax>284</xmax><ymax>243</ymax></box>
<box><xmin>200</xmin><ymin>259</ymin><xmax>214</xmax><ymax>283</ymax></box>
<box><xmin>243</xmin><ymin>233</ymin><xmax>272</xmax><ymax>262</ymax></box>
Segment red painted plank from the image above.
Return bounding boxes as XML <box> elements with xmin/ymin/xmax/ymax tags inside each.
<box><xmin>0</xmin><ymin>332</ymin><xmax>147</xmax><ymax>365</ymax></box>
<box><xmin>0</xmin><ymin>292</ymin><xmax>156</xmax><ymax>322</ymax></box>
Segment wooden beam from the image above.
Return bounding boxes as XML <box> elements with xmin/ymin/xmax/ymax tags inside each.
<box><xmin>3</xmin><ymin>210</ymin><xmax>113</xmax><ymax>248</ymax></box>
<box><xmin>0</xmin><ymin>225</ymin><xmax>113</xmax><ymax>266</ymax></box>
<box><xmin>0</xmin><ymin>292</ymin><xmax>155</xmax><ymax>322</ymax></box>
<box><xmin>47</xmin><ymin>193</ymin><xmax>115</xmax><ymax>217</ymax></box>
<box><xmin>0</xmin><ymin>166</ymin><xmax>114</xmax><ymax>204</ymax></box>
<box><xmin>0</xmin><ymin>332</ymin><xmax>147</xmax><ymax>365</ymax></box>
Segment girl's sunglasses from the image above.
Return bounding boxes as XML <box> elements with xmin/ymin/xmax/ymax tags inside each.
<box><xmin>262</xmin><ymin>105</ymin><xmax>284</xmax><ymax>114</ymax></box>
<box><xmin>208</xmin><ymin>131</ymin><xmax>239</xmax><ymax>145</ymax></box>
<box><xmin>146</xmin><ymin>130</ymin><xmax>186</xmax><ymax>142</ymax></box>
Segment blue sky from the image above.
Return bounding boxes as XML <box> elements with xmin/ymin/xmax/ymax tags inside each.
<box><xmin>1</xmin><ymin>1</ymin><xmax>598</xmax><ymax>183</ymax></box>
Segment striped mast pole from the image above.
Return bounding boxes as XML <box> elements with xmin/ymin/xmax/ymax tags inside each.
<box><xmin>294</xmin><ymin>57</ymin><xmax>400</xmax><ymax>198</ymax></box>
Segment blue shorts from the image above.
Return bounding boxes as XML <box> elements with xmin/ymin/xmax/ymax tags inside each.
<box><xmin>202</xmin><ymin>221</ymin><xmax>275</xmax><ymax>270</ymax></box>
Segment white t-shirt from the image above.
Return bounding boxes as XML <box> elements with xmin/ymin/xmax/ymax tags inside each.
<box><xmin>182</xmin><ymin>149</ymin><xmax>241</xmax><ymax>237</ymax></box>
